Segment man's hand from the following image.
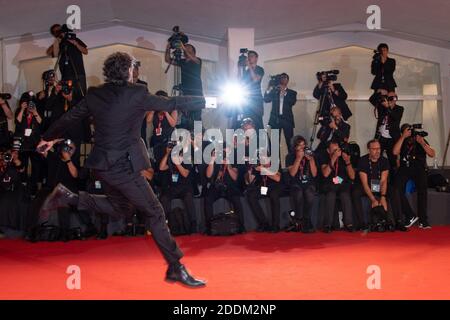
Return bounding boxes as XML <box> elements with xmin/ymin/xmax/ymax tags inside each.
<box><xmin>55</xmin><ymin>82</ymin><xmax>62</xmax><ymax>94</ymax></box>
<box><xmin>37</xmin><ymin>139</ymin><xmax>56</xmax><ymax>154</ymax></box>
<box><xmin>342</xmin><ymin>151</ymin><xmax>351</xmax><ymax>164</ymax></box>
<box><xmin>305</xmin><ymin>154</ymin><xmax>314</xmax><ymax>162</ymax></box>
<box><xmin>380</xmin><ymin>197</ymin><xmax>388</xmax><ymax>211</ymax></box>
<box><xmin>371</xmin><ymin>199</ymin><xmax>380</xmax><ymax>208</ymax></box>
<box><xmin>0</xmin><ymin>98</ymin><xmax>5</xmax><ymax>105</ymax></box>
<box><xmin>295</xmin><ymin>149</ymin><xmax>305</xmax><ymax>161</ymax></box>
<box><xmin>62</xmin><ymin>92</ymin><xmax>73</xmax><ymax>102</ymax></box>
<box><xmin>61</xmin><ymin>151</ymin><xmax>71</xmax><ymax>161</ymax></box>
<box><xmin>416</xmin><ymin>135</ymin><xmax>426</xmax><ymax>146</ymax></box>
<box><xmin>141</xmin><ymin>169</ymin><xmax>154</xmax><ymax>181</ymax></box>
<box><xmin>20</xmin><ymin>102</ymin><xmax>27</xmax><ymax>110</ymax></box>
<box><xmin>67</xmin><ymin>39</ymin><xmax>78</xmax><ymax>47</ymax></box>
<box><xmin>329</xmin><ymin>119</ymin><xmax>338</xmax><ymax>130</ymax></box>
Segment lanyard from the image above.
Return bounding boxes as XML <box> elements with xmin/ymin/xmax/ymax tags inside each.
<box><xmin>298</xmin><ymin>158</ymin><xmax>306</xmax><ymax>179</ymax></box>
<box><xmin>26</xmin><ymin>114</ymin><xmax>33</xmax><ymax>128</ymax></box>
<box><xmin>330</xmin><ymin>158</ymin><xmax>339</xmax><ymax>178</ymax></box>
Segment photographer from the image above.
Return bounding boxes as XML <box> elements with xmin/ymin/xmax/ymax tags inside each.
<box><xmin>244</xmin><ymin>150</ymin><xmax>281</xmax><ymax>232</ymax></box>
<box><xmin>371</xmin><ymin>43</ymin><xmax>397</xmax><ymax>92</ymax></box>
<box><xmin>0</xmin><ymin>96</ymin><xmax>13</xmax><ymax>147</ymax></box>
<box><xmin>313</xmin><ymin>71</ymin><xmax>352</xmax><ymax>122</ymax></box>
<box><xmin>392</xmin><ymin>124</ymin><xmax>435</xmax><ymax>229</ymax></box>
<box><xmin>165</xmin><ymin>38</ymin><xmax>203</xmax><ymax>130</ymax></box>
<box><xmin>0</xmin><ymin>149</ymin><xmax>27</xmax><ymax>232</ymax></box>
<box><xmin>316</xmin><ymin>106</ymin><xmax>350</xmax><ymax>151</ymax></box>
<box><xmin>14</xmin><ymin>92</ymin><xmax>43</xmax><ymax>195</ymax></box>
<box><xmin>147</xmin><ymin>91</ymin><xmax>178</xmax><ymax>167</ymax></box>
<box><xmin>369</xmin><ymin>91</ymin><xmax>403</xmax><ymax>169</ymax></box>
<box><xmin>286</xmin><ymin>136</ymin><xmax>318</xmax><ymax>233</ymax></box>
<box><xmin>159</xmin><ymin>143</ymin><xmax>197</xmax><ymax>235</ymax></box>
<box><xmin>264</xmin><ymin>73</ymin><xmax>297</xmax><ymax>150</ymax></box>
<box><xmin>240</xmin><ymin>50</ymin><xmax>265</xmax><ymax>131</ymax></box>
<box><xmin>36</xmin><ymin>70</ymin><xmax>58</xmax><ymax>132</ymax></box>
<box><xmin>46</xmin><ymin>24</ymin><xmax>88</xmax><ymax>100</ymax></box>
<box><xmin>358</xmin><ymin>140</ymin><xmax>405</xmax><ymax>231</ymax></box>
<box><xmin>204</xmin><ymin>145</ymin><xmax>245</xmax><ymax>235</ymax></box>
<box><xmin>319</xmin><ymin>140</ymin><xmax>355</xmax><ymax>233</ymax></box>
<box><xmin>45</xmin><ymin>81</ymin><xmax>84</xmax><ymax>166</ymax></box>
<box><xmin>42</xmin><ymin>141</ymin><xmax>96</xmax><ymax>241</ymax></box>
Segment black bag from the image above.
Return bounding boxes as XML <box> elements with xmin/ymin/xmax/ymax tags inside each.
<box><xmin>210</xmin><ymin>211</ymin><xmax>240</xmax><ymax>236</ymax></box>
<box><xmin>28</xmin><ymin>223</ymin><xmax>61</xmax><ymax>242</ymax></box>
<box><xmin>428</xmin><ymin>173</ymin><xmax>449</xmax><ymax>191</ymax></box>
<box><xmin>168</xmin><ymin>207</ymin><xmax>187</xmax><ymax>236</ymax></box>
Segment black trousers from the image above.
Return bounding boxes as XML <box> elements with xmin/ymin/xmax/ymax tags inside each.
<box><xmin>77</xmin><ymin>157</ymin><xmax>183</xmax><ymax>264</ymax></box>
<box><xmin>351</xmin><ymin>183</ymin><xmax>367</xmax><ymax>229</ymax></box>
<box><xmin>160</xmin><ymin>185</ymin><xmax>197</xmax><ymax>233</ymax></box>
<box><xmin>322</xmin><ymin>183</ymin><xmax>353</xmax><ymax>228</ymax></box>
<box><xmin>19</xmin><ymin>151</ymin><xmax>43</xmax><ymax>194</ymax></box>
<box><xmin>290</xmin><ymin>184</ymin><xmax>316</xmax><ymax>229</ymax></box>
<box><xmin>204</xmin><ymin>186</ymin><xmax>245</xmax><ymax>231</ymax></box>
<box><xmin>378</xmin><ymin>137</ymin><xmax>397</xmax><ymax>172</ymax></box>
<box><xmin>245</xmin><ymin>184</ymin><xmax>281</xmax><ymax>229</ymax></box>
<box><xmin>392</xmin><ymin>165</ymin><xmax>429</xmax><ymax>225</ymax></box>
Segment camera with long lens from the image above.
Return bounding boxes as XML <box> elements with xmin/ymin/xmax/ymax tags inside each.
<box><xmin>60</xmin><ymin>80</ymin><xmax>73</xmax><ymax>95</ymax></box>
<box><xmin>318</xmin><ymin>115</ymin><xmax>332</xmax><ymax>126</ymax></box>
<box><xmin>27</xmin><ymin>100</ymin><xmax>37</xmax><ymax>112</ymax></box>
<box><xmin>238</xmin><ymin>48</ymin><xmax>248</xmax><ymax>68</ymax></box>
<box><xmin>372</xmin><ymin>50</ymin><xmax>382</xmax><ymax>62</ymax></box>
<box><xmin>2</xmin><ymin>152</ymin><xmax>13</xmax><ymax>163</ymax></box>
<box><xmin>61</xmin><ymin>24</ymin><xmax>76</xmax><ymax>41</ymax></box>
<box><xmin>42</xmin><ymin>70</ymin><xmax>56</xmax><ymax>88</ymax></box>
<box><xmin>0</xmin><ymin>93</ymin><xmax>12</xmax><ymax>100</ymax></box>
<box><xmin>409</xmin><ymin>124</ymin><xmax>429</xmax><ymax>138</ymax></box>
<box><xmin>167</xmin><ymin>140</ymin><xmax>178</xmax><ymax>149</ymax></box>
<box><xmin>316</xmin><ymin>70</ymin><xmax>339</xmax><ymax>82</ymax></box>
<box><xmin>168</xmin><ymin>26</ymin><xmax>189</xmax><ymax>50</ymax></box>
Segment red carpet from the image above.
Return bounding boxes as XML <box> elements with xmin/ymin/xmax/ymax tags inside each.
<box><xmin>1</xmin><ymin>227</ymin><xmax>450</xmax><ymax>300</ymax></box>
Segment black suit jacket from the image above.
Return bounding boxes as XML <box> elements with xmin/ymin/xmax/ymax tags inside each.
<box><xmin>371</xmin><ymin>57</ymin><xmax>397</xmax><ymax>91</ymax></box>
<box><xmin>317</xmin><ymin>120</ymin><xmax>350</xmax><ymax>144</ymax></box>
<box><xmin>43</xmin><ymin>82</ymin><xmax>204</xmax><ymax>172</ymax></box>
<box><xmin>313</xmin><ymin>83</ymin><xmax>352</xmax><ymax>121</ymax></box>
<box><xmin>264</xmin><ymin>88</ymin><xmax>297</xmax><ymax>128</ymax></box>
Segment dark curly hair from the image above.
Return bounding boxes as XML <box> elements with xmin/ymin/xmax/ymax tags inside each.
<box><xmin>103</xmin><ymin>52</ymin><xmax>134</xmax><ymax>84</ymax></box>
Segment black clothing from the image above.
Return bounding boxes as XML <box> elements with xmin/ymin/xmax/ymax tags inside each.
<box><xmin>313</xmin><ymin>83</ymin><xmax>352</xmax><ymax>121</ymax></box>
<box><xmin>42</xmin><ymin>82</ymin><xmax>205</xmax><ymax>264</ymax></box>
<box><xmin>241</xmin><ymin>66</ymin><xmax>265</xmax><ymax>130</ymax></box>
<box><xmin>58</xmin><ymin>38</ymin><xmax>87</xmax><ymax>78</ymax></box>
<box><xmin>316</xmin><ymin>120</ymin><xmax>350</xmax><ymax>151</ymax></box>
<box><xmin>318</xmin><ymin>153</ymin><xmax>352</xmax><ymax>186</ymax></box>
<box><xmin>136</xmin><ymin>79</ymin><xmax>149</xmax><ymax>146</ymax></box>
<box><xmin>358</xmin><ymin>155</ymin><xmax>390</xmax><ymax>185</ymax></box>
<box><xmin>371</xmin><ymin>57</ymin><xmax>396</xmax><ymax>91</ymax></box>
<box><xmin>264</xmin><ymin>88</ymin><xmax>297</xmax><ymax>149</ymax></box>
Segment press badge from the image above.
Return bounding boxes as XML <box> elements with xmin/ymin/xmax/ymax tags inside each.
<box><xmin>260</xmin><ymin>186</ymin><xmax>268</xmax><ymax>195</ymax></box>
<box><xmin>172</xmin><ymin>173</ymin><xmax>179</xmax><ymax>183</ymax></box>
<box><xmin>332</xmin><ymin>176</ymin><xmax>343</xmax><ymax>185</ymax></box>
<box><xmin>371</xmin><ymin>179</ymin><xmax>381</xmax><ymax>193</ymax></box>
<box><xmin>155</xmin><ymin>127</ymin><xmax>162</xmax><ymax>136</ymax></box>
<box><xmin>24</xmin><ymin>128</ymin><xmax>32</xmax><ymax>137</ymax></box>
<box><xmin>300</xmin><ymin>175</ymin><xmax>309</xmax><ymax>184</ymax></box>
<box><xmin>95</xmin><ymin>181</ymin><xmax>102</xmax><ymax>189</ymax></box>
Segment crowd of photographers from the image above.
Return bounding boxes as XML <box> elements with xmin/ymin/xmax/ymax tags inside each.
<box><xmin>0</xmin><ymin>30</ymin><xmax>437</xmax><ymax>241</ymax></box>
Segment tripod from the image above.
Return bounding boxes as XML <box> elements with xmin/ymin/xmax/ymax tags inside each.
<box><xmin>309</xmin><ymin>84</ymin><xmax>337</xmax><ymax>148</ymax></box>
<box><xmin>53</xmin><ymin>40</ymin><xmax>85</xmax><ymax>98</ymax></box>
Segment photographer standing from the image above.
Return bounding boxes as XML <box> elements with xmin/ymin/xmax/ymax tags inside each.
<box><xmin>14</xmin><ymin>92</ymin><xmax>43</xmax><ymax>196</ymax></box>
<box><xmin>371</xmin><ymin>43</ymin><xmax>396</xmax><ymax>92</ymax></box>
<box><xmin>286</xmin><ymin>136</ymin><xmax>318</xmax><ymax>233</ymax></box>
<box><xmin>319</xmin><ymin>141</ymin><xmax>355</xmax><ymax>233</ymax></box>
<box><xmin>46</xmin><ymin>24</ymin><xmax>88</xmax><ymax>101</ymax></box>
<box><xmin>0</xmin><ymin>97</ymin><xmax>13</xmax><ymax>147</ymax></box>
<box><xmin>369</xmin><ymin>91</ymin><xmax>403</xmax><ymax>169</ymax></box>
<box><xmin>165</xmin><ymin>41</ymin><xmax>203</xmax><ymax>130</ymax></box>
<box><xmin>316</xmin><ymin>106</ymin><xmax>350</xmax><ymax>151</ymax></box>
<box><xmin>313</xmin><ymin>72</ymin><xmax>352</xmax><ymax>122</ymax></box>
<box><xmin>240</xmin><ymin>51</ymin><xmax>265</xmax><ymax>131</ymax></box>
<box><xmin>392</xmin><ymin>124</ymin><xmax>435</xmax><ymax>229</ymax></box>
<box><xmin>264</xmin><ymin>73</ymin><xmax>297</xmax><ymax>150</ymax></box>
<box><xmin>36</xmin><ymin>70</ymin><xmax>58</xmax><ymax>132</ymax></box>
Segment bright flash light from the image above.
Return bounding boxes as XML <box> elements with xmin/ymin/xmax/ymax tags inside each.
<box><xmin>221</xmin><ymin>82</ymin><xmax>248</xmax><ymax>106</ymax></box>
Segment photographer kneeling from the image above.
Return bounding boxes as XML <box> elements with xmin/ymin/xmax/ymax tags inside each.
<box><xmin>286</xmin><ymin>136</ymin><xmax>318</xmax><ymax>233</ymax></box>
<box><xmin>244</xmin><ymin>150</ymin><xmax>282</xmax><ymax>233</ymax></box>
<box><xmin>159</xmin><ymin>141</ymin><xmax>197</xmax><ymax>235</ymax></box>
<box><xmin>392</xmin><ymin>124</ymin><xmax>435</xmax><ymax>229</ymax></box>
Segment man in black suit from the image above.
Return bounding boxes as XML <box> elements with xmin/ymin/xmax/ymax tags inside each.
<box><xmin>316</xmin><ymin>106</ymin><xmax>350</xmax><ymax>151</ymax></box>
<box><xmin>371</xmin><ymin>43</ymin><xmax>397</xmax><ymax>92</ymax></box>
<box><xmin>369</xmin><ymin>90</ymin><xmax>403</xmax><ymax>170</ymax></box>
<box><xmin>37</xmin><ymin>52</ymin><xmax>206</xmax><ymax>288</ymax></box>
<box><xmin>264</xmin><ymin>73</ymin><xmax>297</xmax><ymax>151</ymax></box>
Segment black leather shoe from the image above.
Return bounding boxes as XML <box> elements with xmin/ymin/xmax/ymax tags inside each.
<box><xmin>40</xmin><ymin>183</ymin><xmax>78</xmax><ymax>217</ymax></box>
<box><xmin>97</xmin><ymin>224</ymin><xmax>108</xmax><ymax>240</ymax></box>
<box><xmin>165</xmin><ymin>264</ymin><xmax>206</xmax><ymax>288</ymax></box>
<box><xmin>323</xmin><ymin>226</ymin><xmax>332</xmax><ymax>234</ymax></box>
<box><xmin>396</xmin><ymin>225</ymin><xmax>408</xmax><ymax>232</ymax></box>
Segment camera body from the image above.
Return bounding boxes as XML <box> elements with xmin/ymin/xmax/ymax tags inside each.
<box><xmin>0</xmin><ymin>93</ymin><xmax>11</xmax><ymax>100</ymax></box>
<box><xmin>316</xmin><ymin>70</ymin><xmax>339</xmax><ymax>82</ymax></box>
<box><xmin>2</xmin><ymin>152</ymin><xmax>12</xmax><ymax>163</ymax></box>
<box><xmin>42</xmin><ymin>70</ymin><xmax>56</xmax><ymax>87</ymax></box>
<box><xmin>167</xmin><ymin>140</ymin><xmax>178</xmax><ymax>149</ymax></box>
<box><xmin>61</xmin><ymin>24</ymin><xmax>77</xmax><ymax>41</ymax></box>
<box><xmin>304</xmin><ymin>147</ymin><xmax>314</xmax><ymax>157</ymax></box>
<box><xmin>372</xmin><ymin>50</ymin><xmax>382</xmax><ymax>62</ymax></box>
<box><xmin>269</xmin><ymin>74</ymin><xmax>283</xmax><ymax>88</ymax></box>
<box><xmin>168</xmin><ymin>26</ymin><xmax>189</xmax><ymax>50</ymax></box>
<box><xmin>238</xmin><ymin>48</ymin><xmax>248</xmax><ymax>68</ymax></box>
<box><xmin>12</xmin><ymin>137</ymin><xmax>22</xmax><ymax>152</ymax></box>
<box><xmin>56</xmin><ymin>139</ymin><xmax>73</xmax><ymax>153</ymax></box>
<box><xmin>61</xmin><ymin>80</ymin><xmax>73</xmax><ymax>95</ymax></box>
<box><xmin>409</xmin><ymin>124</ymin><xmax>429</xmax><ymax>138</ymax></box>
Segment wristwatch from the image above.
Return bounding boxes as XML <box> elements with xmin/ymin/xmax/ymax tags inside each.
<box><xmin>64</xmin><ymin>159</ymin><xmax>72</xmax><ymax>164</ymax></box>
